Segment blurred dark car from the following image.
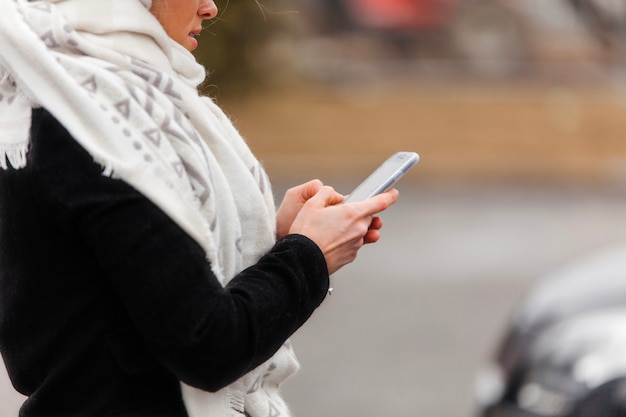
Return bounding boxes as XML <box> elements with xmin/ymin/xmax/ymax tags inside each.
<box><xmin>474</xmin><ymin>243</ymin><xmax>626</xmax><ymax>417</ymax></box>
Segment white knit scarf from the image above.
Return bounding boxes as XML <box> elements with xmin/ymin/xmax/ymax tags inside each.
<box><xmin>0</xmin><ymin>1</ymin><xmax>300</xmax><ymax>416</ymax></box>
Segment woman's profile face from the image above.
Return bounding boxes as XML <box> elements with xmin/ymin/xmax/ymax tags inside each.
<box><xmin>150</xmin><ymin>0</ymin><xmax>218</xmax><ymax>51</ymax></box>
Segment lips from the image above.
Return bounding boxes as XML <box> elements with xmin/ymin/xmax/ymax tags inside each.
<box><xmin>187</xmin><ymin>29</ymin><xmax>201</xmax><ymax>50</ymax></box>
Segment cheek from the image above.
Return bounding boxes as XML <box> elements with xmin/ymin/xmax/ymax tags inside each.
<box><xmin>152</xmin><ymin>3</ymin><xmax>198</xmax><ymax>46</ymax></box>
<box><xmin>172</xmin><ymin>10</ymin><xmax>194</xmax><ymax>34</ymax></box>
<box><xmin>162</xmin><ymin>17</ymin><xmax>186</xmax><ymax>41</ymax></box>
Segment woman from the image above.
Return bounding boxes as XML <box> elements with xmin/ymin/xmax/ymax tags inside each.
<box><xmin>0</xmin><ymin>1</ymin><xmax>398</xmax><ymax>416</ymax></box>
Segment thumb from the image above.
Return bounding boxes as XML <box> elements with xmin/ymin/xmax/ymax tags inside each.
<box><xmin>308</xmin><ymin>186</ymin><xmax>345</xmax><ymax>207</ymax></box>
<box><xmin>352</xmin><ymin>188</ymin><xmax>400</xmax><ymax>217</ymax></box>
<box><xmin>299</xmin><ymin>179</ymin><xmax>324</xmax><ymax>201</ymax></box>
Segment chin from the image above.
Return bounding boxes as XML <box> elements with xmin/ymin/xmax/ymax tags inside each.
<box><xmin>185</xmin><ymin>37</ymin><xmax>198</xmax><ymax>52</ymax></box>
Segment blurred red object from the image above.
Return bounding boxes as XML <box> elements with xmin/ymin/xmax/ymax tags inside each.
<box><xmin>345</xmin><ymin>0</ymin><xmax>454</xmax><ymax>30</ymax></box>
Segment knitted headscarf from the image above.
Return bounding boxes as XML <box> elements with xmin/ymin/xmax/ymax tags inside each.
<box><xmin>0</xmin><ymin>0</ymin><xmax>300</xmax><ymax>416</ymax></box>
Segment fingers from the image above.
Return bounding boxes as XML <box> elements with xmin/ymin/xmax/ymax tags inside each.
<box><xmin>369</xmin><ymin>216</ymin><xmax>383</xmax><ymax>231</ymax></box>
<box><xmin>363</xmin><ymin>230</ymin><xmax>380</xmax><ymax>244</ymax></box>
<box><xmin>276</xmin><ymin>179</ymin><xmax>325</xmax><ymax>240</ymax></box>
<box><xmin>364</xmin><ymin>217</ymin><xmax>382</xmax><ymax>244</ymax></box>
<box><xmin>288</xmin><ymin>185</ymin><xmax>398</xmax><ymax>274</ymax></box>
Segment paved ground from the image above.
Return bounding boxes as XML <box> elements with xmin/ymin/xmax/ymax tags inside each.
<box><xmin>278</xmin><ymin>181</ymin><xmax>626</xmax><ymax>417</ymax></box>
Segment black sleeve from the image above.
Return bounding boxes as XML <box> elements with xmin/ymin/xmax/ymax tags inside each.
<box><xmin>29</xmin><ymin>108</ymin><xmax>329</xmax><ymax>392</ymax></box>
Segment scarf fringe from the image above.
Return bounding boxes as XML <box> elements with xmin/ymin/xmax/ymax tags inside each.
<box><xmin>0</xmin><ymin>143</ymin><xmax>28</xmax><ymax>169</ymax></box>
<box><xmin>92</xmin><ymin>155</ymin><xmax>115</xmax><ymax>178</ymax></box>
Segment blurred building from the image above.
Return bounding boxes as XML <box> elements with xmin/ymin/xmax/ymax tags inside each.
<box><xmin>286</xmin><ymin>0</ymin><xmax>626</xmax><ymax>80</ymax></box>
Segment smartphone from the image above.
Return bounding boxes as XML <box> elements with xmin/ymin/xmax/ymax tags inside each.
<box><xmin>343</xmin><ymin>151</ymin><xmax>419</xmax><ymax>204</ymax></box>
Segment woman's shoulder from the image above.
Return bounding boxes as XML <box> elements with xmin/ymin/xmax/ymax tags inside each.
<box><xmin>29</xmin><ymin>107</ymin><xmax>107</xmax><ymax>178</ymax></box>
<box><xmin>30</xmin><ymin>107</ymin><xmax>79</xmax><ymax>149</ymax></box>
<box><xmin>27</xmin><ymin>107</ymin><xmax>147</xmax><ymax>210</ymax></box>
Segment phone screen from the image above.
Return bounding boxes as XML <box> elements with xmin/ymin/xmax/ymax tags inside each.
<box><xmin>343</xmin><ymin>152</ymin><xmax>419</xmax><ymax>204</ymax></box>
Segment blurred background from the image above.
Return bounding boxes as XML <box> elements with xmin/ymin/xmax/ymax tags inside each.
<box><xmin>5</xmin><ymin>0</ymin><xmax>626</xmax><ymax>416</ymax></box>
<box><xmin>195</xmin><ymin>0</ymin><xmax>626</xmax><ymax>184</ymax></box>
<box><xmin>205</xmin><ymin>1</ymin><xmax>626</xmax><ymax>417</ymax></box>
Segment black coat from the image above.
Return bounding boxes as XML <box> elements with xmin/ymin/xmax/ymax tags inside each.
<box><xmin>0</xmin><ymin>108</ymin><xmax>329</xmax><ymax>417</ymax></box>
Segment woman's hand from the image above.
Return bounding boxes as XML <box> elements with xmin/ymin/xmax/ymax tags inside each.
<box><xmin>276</xmin><ymin>179</ymin><xmax>324</xmax><ymax>239</ymax></box>
<box><xmin>288</xmin><ymin>186</ymin><xmax>399</xmax><ymax>275</ymax></box>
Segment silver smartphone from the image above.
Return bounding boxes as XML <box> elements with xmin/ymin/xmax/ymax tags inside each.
<box><xmin>343</xmin><ymin>151</ymin><xmax>420</xmax><ymax>204</ymax></box>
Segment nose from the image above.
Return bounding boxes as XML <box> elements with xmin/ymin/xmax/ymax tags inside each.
<box><xmin>199</xmin><ymin>0</ymin><xmax>218</xmax><ymax>20</ymax></box>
